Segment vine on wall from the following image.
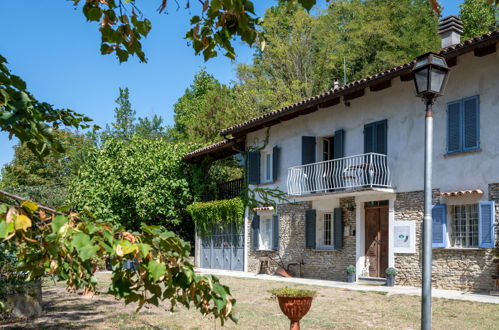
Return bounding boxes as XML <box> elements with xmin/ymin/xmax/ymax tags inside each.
<box><xmin>187</xmin><ymin>197</ymin><xmax>244</xmax><ymax>236</ymax></box>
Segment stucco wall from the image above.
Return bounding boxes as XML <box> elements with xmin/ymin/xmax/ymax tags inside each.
<box><xmin>246</xmin><ymin>51</ymin><xmax>499</xmax><ymax>198</ymax></box>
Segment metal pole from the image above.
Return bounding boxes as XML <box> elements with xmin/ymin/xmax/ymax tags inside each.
<box><xmin>422</xmin><ymin>99</ymin><xmax>433</xmax><ymax>330</ymax></box>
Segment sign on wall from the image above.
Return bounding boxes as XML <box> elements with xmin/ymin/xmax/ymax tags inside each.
<box><xmin>393</xmin><ymin>221</ymin><xmax>416</xmax><ymax>254</ymax></box>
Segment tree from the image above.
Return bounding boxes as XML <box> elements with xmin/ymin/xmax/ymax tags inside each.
<box><xmin>68</xmin><ymin>136</ymin><xmax>194</xmax><ymax>234</ymax></box>
<box><xmin>0</xmin><ymin>130</ymin><xmax>91</xmax><ymax>207</ymax></box>
<box><xmin>235</xmin><ymin>0</ymin><xmax>440</xmax><ymax>113</ymax></box>
<box><xmin>460</xmin><ymin>0</ymin><xmax>498</xmax><ymax>39</ymax></box>
<box><xmin>108</xmin><ymin>87</ymin><xmax>136</xmax><ymax>140</ymax></box>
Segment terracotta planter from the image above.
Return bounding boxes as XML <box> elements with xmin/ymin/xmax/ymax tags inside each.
<box><xmin>277</xmin><ymin>296</ymin><xmax>314</xmax><ymax>330</ymax></box>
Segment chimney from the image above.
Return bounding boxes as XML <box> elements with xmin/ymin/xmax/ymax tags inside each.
<box><xmin>333</xmin><ymin>77</ymin><xmax>339</xmax><ymax>89</ymax></box>
<box><xmin>438</xmin><ymin>15</ymin><xmax>464</xmax><ymax>48</ymax></box>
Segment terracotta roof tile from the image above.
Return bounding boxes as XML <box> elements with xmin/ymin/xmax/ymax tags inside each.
<box><xmin>439</xmin><ymin>189</ymin><xmax>484</xmax><ymax>197</ymax></box>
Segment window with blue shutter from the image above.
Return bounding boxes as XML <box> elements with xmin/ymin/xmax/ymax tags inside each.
<box><xmin>272</xmin><ymin>214</ymin><xmax>280</xmax><ymax>250</ymax></box>
<box><xmin>432</xmin><ymin>204</ymin><xmax>447</xmax><ymax>248</ymax></box>
<box><xmin>251</xmin><ymin>215</ymin><xmax>260</xmax><ymax>250</ymax></box>
<box><xmin>479</xmin><ymin>201</ymin><xmax>495</xmax><ymax>248</ymax></box>
<box><xmin>305</xmin><ymin>209</ymin><xmax>316</xmax><ymax>249</ymax></box>
<box><xmin>248</xmin><ymin>151</ymin><xmax>261</xmax><ymax>185</ymax></box>
<box><xmin>333</xmin><ymin>129</ymin><xmax>345</xmax><ymax>159</ymax></box>
<box><xmin>272</xmin><ymin>146</ymin><xmax>280</xmax><ymax>182</ymax></box>
<box><xmin>333</xmin><ymin>208</ymin><xmax>344</xmax><ymax>249</ymax></box>
<box><xmin>302</xmin><ymin>136</ymin><xmax>316</xmax><ymax>164</ymax></box>
<box><xmin>364</xmin><ymin>120</ymin><xmax>387</xmax><ymax>154</ymax></box>
<box><xmin>446</xmin><ymin>95</ymin><xmax>480</xmax><ymax>154</ymax></box>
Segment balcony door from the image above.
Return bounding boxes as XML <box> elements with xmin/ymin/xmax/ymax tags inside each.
<box><xmin>364</xmin><ymin>203</ymin><xmax>389</xmax><ymax>278</ymax></box>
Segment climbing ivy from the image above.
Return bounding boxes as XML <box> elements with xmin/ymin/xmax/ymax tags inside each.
<box><xmin>187</xmin><ymin>197</ymin><xmax>244</xmax><ymax>236</ymax></box>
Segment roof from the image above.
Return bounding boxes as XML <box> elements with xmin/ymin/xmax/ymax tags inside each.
<box><xmin>186</xmin><ymin>30</ymin><xmax>499</xmax><ymax>162</ymax></box>
<box><xmin>183</xmin><ymin>138</ymin><xmax>245</xmax><ymax>162</ymax></box>
<box><xmin>220</xmin><ymin>30</ymin><xmax>499</xmax><ymax>137</ymax></box>
<box><xmin>439</xmin><ymin>189</ymin><xmax>484</xmax><ymax>197</ymax></box>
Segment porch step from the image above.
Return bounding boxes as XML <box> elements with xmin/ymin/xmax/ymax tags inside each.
<box><xmin>358</xmin><ymin>276</ymin><xmax>387</xmax><ymax>286</ymax></box>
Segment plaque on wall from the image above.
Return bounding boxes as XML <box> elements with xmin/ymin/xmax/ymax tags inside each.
<box><xmin>393</xmin><ymin>221</ymin><xmax>416</xmax><ymax>254</ymax></box>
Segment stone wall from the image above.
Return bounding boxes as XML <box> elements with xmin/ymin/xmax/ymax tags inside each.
<box><xmin>394</xmin><ymin>187</ymin><xmax>497</xmax><ymax>291</ymax></box>
<box><xmin>247</xmin><ymin>198</ymin><xmax>356</xmax><ymax>281</ymax></box>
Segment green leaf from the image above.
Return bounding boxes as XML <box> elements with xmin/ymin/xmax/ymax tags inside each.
<box><xmin>10</xmin><ymin>75</ymin><xmax>26</xmax><ymax>90</ymax></box>
<box><xmin>118</xmin><ymin>240</ymin><xmax>137</xmax><ymax>256</ymax></box>
<box><xmin>137</xmin><ymin>243</ymin><xmax>151</xmax><ymax>258</ymax></box>
<box><xmin>72</xmin><ymin>232</ymin><xmax>91</xmax><ymax>250</ymax></box>
<box><xmin>78</xmin><ymin>245</ymin><xmax>100</xmax><ymax>261</ymax></box>
<box><xmin>51</xmin><ymin>215</ymin><xmax>68</xmax><ymax>234</ymax></box>
<box><xmin>0</xmin><ymin>204</ymin><xmax>8</xmax><ymax>215</ymax></box>
<box><xmin>0</xmin><ymin>221</ymin><xmax>15</xmax><ymax>238</ymax></box>
<box><xmin>87</xmin><ymin>7</ymin><xmax>102</xmax><ymax>21</ymax></box>
<box><xmin>146</xmin><ymin>260</ymin><xmax>166</xmax><ymax>282</ymax></box>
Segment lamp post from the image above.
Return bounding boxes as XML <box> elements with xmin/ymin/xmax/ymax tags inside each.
<box><xmin>412</xmin><ymin>52</ymin><xmax>449</xmax><ymax>330</ymax></box>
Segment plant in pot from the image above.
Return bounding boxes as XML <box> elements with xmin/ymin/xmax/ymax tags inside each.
<box><xmin>269</xmin><ymin>287</ymin><xmax>316</xmax><ymax>330</ymax></box>
<box><xmin>386</xmin><ymin>267</ymin><xmax>397</xmax><ymax>287</ymax></box>
<box><xmin>346</xmin><ymin>265</ymin><xmax>356</xmax><ymax>283</ymax></box>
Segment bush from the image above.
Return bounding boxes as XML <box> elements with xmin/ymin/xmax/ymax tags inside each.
<box><xmin>269</xmin><ymin>287</ymin><xmax>317</xmax><ymax>298</ymax></box>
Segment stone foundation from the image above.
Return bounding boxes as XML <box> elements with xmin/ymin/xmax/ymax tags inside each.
<box><xmin>394</xmin><ymin>187</ymin><xmax>497</xmax><ymax>291</ymax></box>
<box><xmin>247</xmin><ymin>198</ymin><xmax>356</xmax><ymax>281</ymax></box>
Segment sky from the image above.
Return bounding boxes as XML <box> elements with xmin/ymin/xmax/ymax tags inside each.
<box><xmin>0</xmin><ymin>0</ymin><xmax>463</xmax><ymax>169</ymax></box>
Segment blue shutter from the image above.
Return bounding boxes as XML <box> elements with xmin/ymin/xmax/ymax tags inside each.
<box><xmin>463</xmin><ymin>96</ymin><xmax>480</xmax><ymax>151</ymax></box>
<box><xmin>333</xmin><ymin>129</ymin><xmax>345</xmax><ymax>159</ymax></box>
<box><xmin>305</xmin><ymin>209</ymin><xmax>316</xmax><ymax>249</ymax></box>
<box><xmin>479</xmin><ymin>201</ymin><xmax>495</xmax><ymax>248</ymax></box>
<box><xmin>272</xmin><ymin>146</ymin><xmax>280</xmax><ymax>182</ymax></box>
<box><xmin>432</xmin><ymin>204</ymin><xmax>447</xmax><ymax>248</ymax></box>
<box><xmin>302</xmin><ymin>136</ymin><xmax>316</xmax><ymax>164</ymax></box>
<box><xmin>272</xmin><ymin>214</ymin><xmax>280</xmax><ymax>250</ymax></box>
<box><xmin>364</xmin><ymin>123</ymin><xmax>375</xmax><ymax>153</ymax></box>
<box><xmin>333</xmin><ymin>208</ymin><xmax>343</xmax><ymax>249</ymax></box>
<box><xmin>248</xmin><ymin>151</ymin><xmax>261</xmax><ymax>185</ymax></box>
<box><xmin>447</xmin><ymin>101</ymin><xmax>462</xmax><ymax>153</ymax></box>
<box><xmin>376</xmin><ymin>120</ymin><xmax>388</xmax><ymax>155</ymax></box>
<box><xmin>252</xmin><ymin>215</ymin><xmax>260</xmax><ymax>250</ymax></box>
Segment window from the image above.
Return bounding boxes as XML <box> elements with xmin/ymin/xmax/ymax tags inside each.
<box><xmin>450</xmin><ymin>204</ymin><xmax>479</xmax><ymax>248</ymax></box>
<box><xmin>364</xmin><ymin>120</ymin><xmax>387</xmax><ymax>154</ymax></box>
<box><xmin>322</xmin><ymin>137</ymin><xmax>334</xmax><ymax>161</ymax></box>
<box><xmin>316</xmin><ymin>212</ymin><xmax>334</xmax><ymax>249</ymax></box>
<box><xmin>259</xmin><ymin>217</ymin><xmax>273</xmax><ymax>250</ymax></box>
<box><xmin>261</xmin><ymin>151</ymin><xmax>273</xmax><ymax>183</ymax></box>
<box><xmin>433</xmin><ymin>201</ymin><xmax>495</xmax><ymax>249</ymax></box>
<box><xmin>447</xmin><ymin>95</ymin><xmax>480</xmax><ymax>154</ymax></box>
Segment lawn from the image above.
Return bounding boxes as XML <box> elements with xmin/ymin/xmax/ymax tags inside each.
<box><xmin>2</xmin><ymin>272</ymin><xmax>498</xmax><ymax>329</ymax></box>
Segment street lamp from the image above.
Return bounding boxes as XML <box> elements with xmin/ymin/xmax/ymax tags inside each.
<box><xmin>412</xmin><ymin>52</ymin><xmax>449</xmax><ymax>330</ymax></box>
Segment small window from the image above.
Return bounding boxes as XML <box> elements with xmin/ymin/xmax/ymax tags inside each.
<box><xmin>261</xmin><ymin>151</ymin><xmax>273</xmax><ymax>183</ymax></box>
<box><xmin>450</xmin><ymin>204</ymin><xmax>479</xmax><ymax>248</ymax></box>
<box><xmin>317</xmin><ymin>212</ymin><xmax>334</xmax><ymax>249</ymax></box>
<box><xmin>259</xmin><ymin>217</ymin><xmax>273</xmax><ymax>250</ymax></box>
<box><xmin>446</xmin><ymin>95</ymin><xmax>480</xmax><ymax>154</ymax></box>
<box><xmin>322</xmin><ymin>137</ymin><xmax>334</xmax><ymax>161</ymax></box>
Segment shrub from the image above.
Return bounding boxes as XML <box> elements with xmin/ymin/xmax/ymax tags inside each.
<box><xmin>346</xmin><ymin>265</ymin><xmax>356</xmax><ymax>274</ymax></box>
<box><xmin>269</xmin><ymin>287</ymin><xmax>317</xmax><ymax>298</ymax></box>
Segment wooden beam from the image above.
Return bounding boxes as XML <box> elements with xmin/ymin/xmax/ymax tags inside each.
<box><xmin>474</xmin><ymin>43</ymin><xmax>497</xmax><ymax>57</ymax></box>
<box><xmin>369</xmin><ymin>79</ymin><xmax>392</xmax><ymax>92</ymax></box>
<box><xmin>446</xmin><ymin>57</ymin><xmax>457</xmax><ymax>67</ymax></box>
<box><xmin>318</xmin><ymin>97</ymin><xmax>340</xmax><ymax>109</ymax></box>
<box><xmin>344</xmin><ymin>88</ymin><xmax>365</xmax><ymax>101</ymax></box>
<box><xmin>400</xmin><ymin>73</ymin><xmax>413</xmax><ymax>81</ymax></box>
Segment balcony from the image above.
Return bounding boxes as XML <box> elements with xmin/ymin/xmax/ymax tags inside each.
<box><xmin>201</xmin><ymin>178</ymin><xmax>244</xmax><ymax>202</ymax></box>
<box><xmin>286</xmin><ymin>153</ymin><xmax>392</xmax><ymax>196</ymax></box>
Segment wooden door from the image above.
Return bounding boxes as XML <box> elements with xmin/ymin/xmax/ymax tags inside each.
<box><xmin>365</xmin><ymin>206</ymin><xmax>389</xmax><ymax>278</ymax></box>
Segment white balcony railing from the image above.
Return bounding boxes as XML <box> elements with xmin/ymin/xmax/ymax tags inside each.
<box><xmin>286</xmin><ymin>153</ymin><xmax>392</xmax><ymax>196</ymax></box>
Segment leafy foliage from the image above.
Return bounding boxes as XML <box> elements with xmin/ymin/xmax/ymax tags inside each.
<box><xmin>346</xmin><ymin>265</ymin><xmax>356</xmax><ymax>274</ymax></box>
<box><xmin>0</xmin><ymin>55</ymin><xmax>94</xmax><ymax>158</ymax></box>
<box><xmin>0</xmin><ymin>201</ymin><xmax>237</xmax><ymax>325</ymax></box>
<box><xmin>269</xmin><ymin>286</ymin><xmax>317</xmax><ymax>298</ymax></box>
<box><xmin>68</xmin><ymin>136</ymin><xmax>194</xmax><ymax>232</ymax></box>
<box><xmin>187</xmin><ymin>197</ymin><xmax>244</xmax><ymax>236</ymax></box>
<box><xmin>460</xmin><ymin>0</ymin><xmax>498</xmax><ymax>39</ymax></box>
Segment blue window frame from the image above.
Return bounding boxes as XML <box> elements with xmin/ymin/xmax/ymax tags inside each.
<box><xmin>446</xmin><ymin>95</ymin><xmax>480</xmax><ymax>154</ymax></box>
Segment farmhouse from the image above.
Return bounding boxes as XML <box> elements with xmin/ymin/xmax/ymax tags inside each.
<box><xmin>185</xmin><ymin>17</ymin><xmax>499</xmax><ymax>291</ymax></box>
